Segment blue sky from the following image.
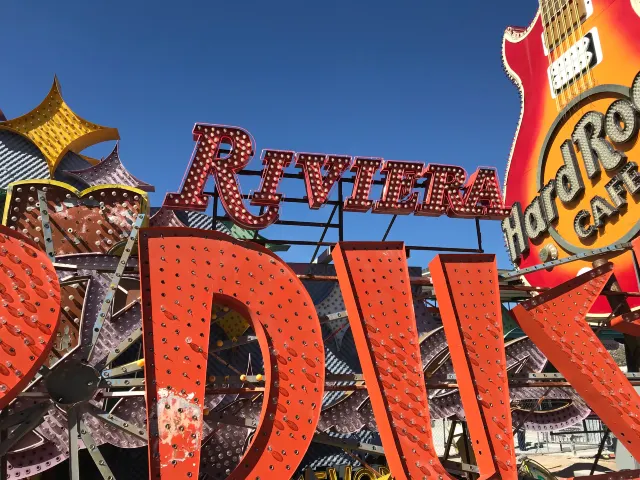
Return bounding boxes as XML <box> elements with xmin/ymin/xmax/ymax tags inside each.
<box><xmin>0</xmin><ymin>1</ymin><xmax>538</xmax><ymax>268</ymax></box>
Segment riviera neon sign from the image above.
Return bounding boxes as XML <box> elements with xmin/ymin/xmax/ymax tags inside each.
<box><xmin>163</xmin><ymin>124</ymin><xmax>511</xmax><ymax>230</ymax></box>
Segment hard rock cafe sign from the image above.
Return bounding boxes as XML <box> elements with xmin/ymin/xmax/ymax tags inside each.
<box><xmin>502</xmin><ymin>42</ymin><xmax>640</xmax><ymax>314</ymax></box>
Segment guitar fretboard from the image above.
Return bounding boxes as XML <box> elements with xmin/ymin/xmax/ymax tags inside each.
<box><xmin>540</xmin><ymin>0</ymin><xmax>594</xmax><ymax>108</ymax></box>
<box><xmin>540</xmin><ymin>0</ymin><xmax>587</xmax><ymax>51</ymax></box>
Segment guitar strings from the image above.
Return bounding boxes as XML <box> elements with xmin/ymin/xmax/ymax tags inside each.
<box><xmin>556</xmin><ymin>0</ymin><xmax>575</xmax><ymax>107</ymax></box>
<box><xmin>540</xmin><ymin>0</ymin><xmax>561</xmax><ymax>112</ymax></box>
<box><xmin>567</xmin><ymin>0</ymin><xmax>595</xmax><ymax>135</ymax></box>
<box><xmin>574</xmin><ymin>0</ymin><xmax>595</xmax><ymax>89</ymax></box>
<box><xmin>566</xmin><ymin>0</ymin><xmax>588</xmax><ymax>95</ymax></box>
<box><xmin>547</xmin><ymin>0</ymin><xmax>569</xmax><ymax>107</ymax></box>
<box><xmin>557</xmin><ymin>0</ymin><xmax>581</xmax><ymax>101</ymax></box>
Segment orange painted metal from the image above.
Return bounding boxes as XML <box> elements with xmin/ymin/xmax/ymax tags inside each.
<box><xmin>139</xmin><ymin>227</ymin><xmax>324</xmax><ymax>479</ymax></box>
<box><xmin>333</xmin><ymin>241</ymin><xmax>454</xmax><ymax>480</ymax></box>
<box><xmin>0</xmin><ymin>226</ymin><xmax>60</xmax><ymax>409</ymax></box>
<box><xmin>430</xmin><ymin>254</ymin><xmax>516</xmax><ymax>479</ymax></box>
<box><xmin>610</xmin><ymin>310</ymin><xmax>640</xmax><ymax>336</ymax></box>
<box><xmin>511</xmin><ymin>263</ymin><xmax>640</xmax><ymax>462</ymax></box>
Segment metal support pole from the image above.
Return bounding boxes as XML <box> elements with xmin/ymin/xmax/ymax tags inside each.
<box><xmin>475</xmin><ymin>218</ymin><xmax>483</xmax><ymax>252</ymax></box>
<box><xmin>443</xmin><ymin>419</ymin><xmax>457</xmax><ymax>461</ymax></box>
<box><xmin>461</xmin><ymin>421</ymin><xmax>472</xmax><ymax>464</ymax></box>
<box><xmin>68</xmin><ymin>408</ymin><xmax>80</xmax><ymax>480</ymax></box>
<box><xmin>212</xmin><ymin>190</ymin><xmax>219</xmax><ymax>231</ymax></box>
<box><xmin>590</xmin><ymin>427</ymin><xmax>610</xmax><ymax>475</ymax></box>
<box><xmin>309</xmin><ymin>204</ymin><xmax>338</xmax><ymax>264</ymax></box>
<box><xmin>338</xmin><ymin>180</ymin><xmax>344</xmax><ymax>242</ymax></box>
<box><xmin>381</xmin><ymin>215</ymin><xmax>397</xmax><ymax>241</ymax></box>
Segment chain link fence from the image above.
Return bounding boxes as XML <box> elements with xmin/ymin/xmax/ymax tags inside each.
<box><xmin>431</xmin><ymin>415</ymin><xmax>611</xmax><ymax>460</ymax></box>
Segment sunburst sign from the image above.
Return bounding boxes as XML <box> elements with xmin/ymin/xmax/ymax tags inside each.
<box><xmin>0</xmin><ymin>77</ymin><xmax>118</xmax><ymax>175</ymax></box>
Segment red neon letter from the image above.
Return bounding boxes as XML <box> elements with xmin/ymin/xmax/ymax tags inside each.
<box><xmin>139</xmin><ymin>228</ymin><xmax>325</xmax><ymax>479</ymax></box>
<box><xmin>250</xmin><ymin>149</ymin><xmax>294</xmax><ymax>207</ymax></box>
<box><xmin>461</xmin><ymin>168</ymin><xmax>511</xmax><ymax>219</ymax></box>
<box><xmin>431</xmin><ymin>254</ymin><xmax>517</xmax><ymax>479</ymax></box>
<box><xmin>415</xmin><ymin>164</ymin><xmax>466</xmax><ymax>217</ymax></box>
<box><xmin>344</xmin><ymin>158</ymin><xmax>383</xmax><ymax>212</ymax></box>
<box><xmin>295</xmin><ymin>153</ymin><xmax>352</xmax><ymax>208</ymax></box>
<box><xmin>333</xmin><ymin>242</ymin><xmax>454</xmax><ymax>480</ymax></box>
<box><xmin>164</xmin><ymin>124</ymin><xmax>280</xmax><ymax>230</ymax></box>
<box><xmin>372</xmin><ymin>161</ymin><xmax>424</xmax><ymax>214</ymax></box>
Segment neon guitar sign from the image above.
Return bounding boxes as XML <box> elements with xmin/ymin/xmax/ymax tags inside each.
<box><xmin>501</xmin><ymin>0</ymin><xmax>640</xmax><ymax>315</ymax></box>
<box><xmin>502</xmin><ymin>71</ymin><xmax>640</xmax><ymax>262</ymax></box>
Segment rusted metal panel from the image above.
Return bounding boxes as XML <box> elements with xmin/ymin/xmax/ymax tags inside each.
<box><xmin>430</xmin><ymin>254</ymin><xmax>517</xmax><ymax>479</ymax></box>
<box><xmin>139</xmin><ymin>227</ymin><xmax>325</xmax><ymax>479</ymax></box>
<box><xmin>333</xmin><ymin>241</ymin><xmax>453</xmax><ymax>480</ymax></box>
<box><xmin>512</xmin><ymin>263</ymin><xmax>640</xmax><ymax>462</ymax></box>
<box><xmin>3</xmin><ymin>180</ymin><xmax>148</xmax><ymax>256</ymax></box>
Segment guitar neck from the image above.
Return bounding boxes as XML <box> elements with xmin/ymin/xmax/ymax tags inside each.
<box><xmin>540</xmin><ymin>0</ymin><xmax>588</xmax><ymax>51</ymax></box>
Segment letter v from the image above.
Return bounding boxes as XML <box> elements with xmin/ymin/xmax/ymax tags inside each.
<box><xmin>333</xmin><ymin>242</ymin><xmax>454</xmax><ymax>480</ymax></box>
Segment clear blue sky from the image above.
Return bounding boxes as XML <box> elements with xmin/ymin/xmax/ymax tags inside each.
<box><xmin>0</xmin><ymin>1</ymin><xmax>538</xmax><ymax>268</ymax></box>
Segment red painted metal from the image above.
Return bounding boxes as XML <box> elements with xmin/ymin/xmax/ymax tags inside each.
<box><xmin>511</xmin><ymin>263</ymin><xmax>640</xmax><ymax>462</ymax></box>
<box><xmin>332</xmin><ymin>241</ymin><xmax>454</xmax><ymax>480</ymax></box>
<box><xmin>430</xmin><ymin>254</ymin><xmax>517</xmax><ymax>479</ymax></box>
<box><xmin>139</xmin><ymin>227</ymin><xmax>324</xmax><ymax>479</ymax></box>
<box><xmin>0</xmin><ymin>226</ymin><xmax>60</xmax><ymax>409</ymax></box>
<box><xmin>415</xmin><ymin>164</ymin><xmax>466</xmax><ymax>217</ymax></box>
<box><xmin>460</xmin><ymin>168</ymin><xmax>511</xmax><ymax>219</ymax></box>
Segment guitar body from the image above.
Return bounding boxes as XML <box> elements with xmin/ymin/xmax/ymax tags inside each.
<box><xmin>503</xmin><ymin>0</ymin><xmax>640</xmax><ymax>314</ymax></box>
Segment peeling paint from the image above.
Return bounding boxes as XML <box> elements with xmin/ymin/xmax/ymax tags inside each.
<box><xmin>156</xmin><ymin>389</ymin><xmax>202</xmax><ymax>467</ymax></box>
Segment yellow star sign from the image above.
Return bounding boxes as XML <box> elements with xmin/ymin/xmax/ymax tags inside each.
<box><xmin>0</xmin><ymin>77</ymin><xmax>119</xmax><ymax>175</ymax></box>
